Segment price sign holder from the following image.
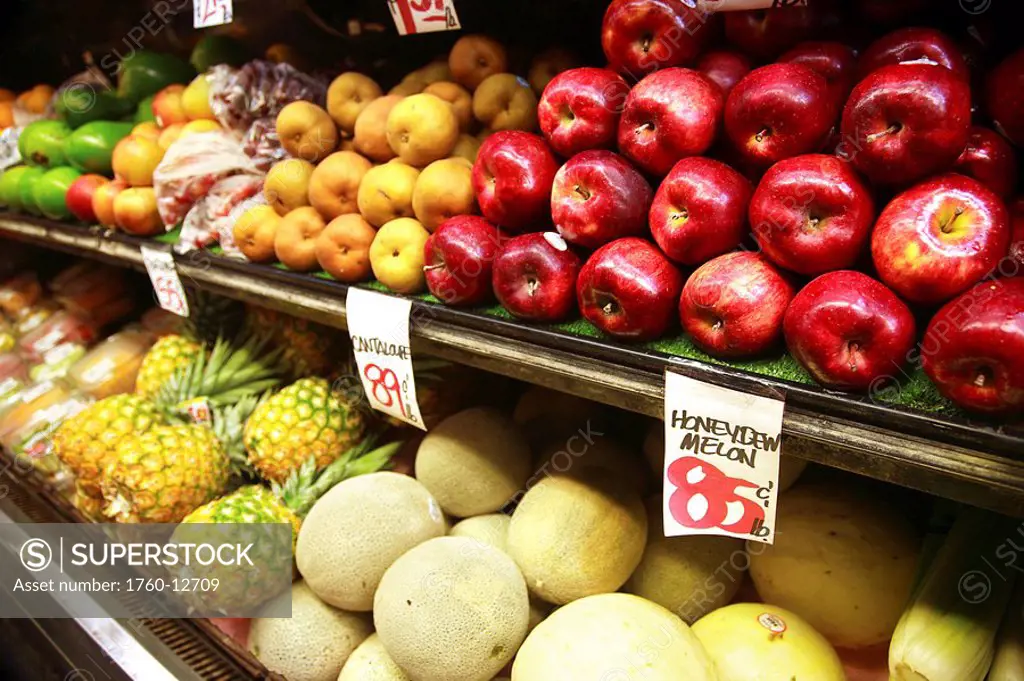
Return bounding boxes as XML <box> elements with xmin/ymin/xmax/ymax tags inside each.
<box><xmin>194</xmin><ymin>0</ymin><xmax>233</xmax><ymax>28</ymax></box>
<box><xmin>346</xmin><ymin>288</ymin><xmax>426</xmax><ymax>430</ymax></box>
<box><xmin>387</xmin><ymin>0</ymin><xmax>461</xmax><ymax>35</ymax></box>
<box><xmin>140</xmin><ymin>245</ymin><xmax>190</xmax><ymax>318</ymax></box>
<box><xmin>663</xmin><ymin>370</ymin><xmax>785</xmax><ymax>544</ymax></box>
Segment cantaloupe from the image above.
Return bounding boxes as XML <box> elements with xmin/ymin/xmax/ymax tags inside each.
<box><xmin>533</xmin><ymin>436</ymin><xmax>648</xmax><ymax>494</ymax></box>
<box><xmin>512</xmin><ymin>593</ymin><xmax>717</xmax><ymax>680</ymax></box>
<box><xmin>506</xmin><ymin>470</ymin><xmax>646</xmax><ymax>605</ymax></box>
<box><xmin>627</xmin><ymin>496</ymin><xmax>745</xmax><ymax>623</ymax></box>
<box><xmin>693</xmin><ymin>602</ymin><xmax>845</xmax><ymax>680</ymax></box>
<box><xmin>374</xmin><ymin>536</ymin><xmax>530</xmax><ymax>681</ymax></box>
<box><xmin>296</xmin><ymin>472</ymin><xmax>447</xmax><ymax>611</ymax></box>
<box><xmin>338</xmin><ymin>633</ymin><xmax>411</xmax><ymax>681</ymax></box>
<box><xmin>248</xmin><ymin>581</ymin><xmax>372</xmax><ymax>681</ymax></box>
<box><xmin>415</xmin><ymin>407</ymin><xmax>532</xmax><ymax>517</ymax></box>
<box><xmin>449</xmin><ymin>514</ymin><xmax>511</xmax><ymax>553</ymax></box>
<box><xmin>749</xmin><ymin>481</ymin><xmax>921</xmax><ymax>648</ymax></box>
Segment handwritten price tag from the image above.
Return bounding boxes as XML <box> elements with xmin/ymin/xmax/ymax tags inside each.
<box><xmin>387</xmin><ymin>0</ymin><xmax>461</xmax><ymax>35</ymax></box>
<box><xmin>663</xmin><ymin>371</ymin><xmax>784</xmax><ymax>544</ymax></box>
<box><xmin>193</xmin><ymin>0</ymin><xmax>233</xmax><ymax>28</ymax></box>
<box><xmin>141</xmin><ymin>246</ymin><xmax>190</xmax><ymax>318</ymax></box>
<box><xmin>346</xmin><ymin>288</ymin><xmax>425</xmax><ymax>430</ymax></box>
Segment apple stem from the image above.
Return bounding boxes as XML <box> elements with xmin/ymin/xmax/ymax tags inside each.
<box><xmin>940</xmin><ymin>207</ymin><xmax>966</xmax><ymax>234</ymax></box>
<box><xmin>423</xmin><ymin>264</ymin><xmax>445</xmax><ymax>272</ymax></box>
<box><xmin>637</xmin><ymin>122</ymin><xmax>655</xmax><ymax>134</ymax></box>
<box><xmin>526</xmin><ymin>277</ymin><xmax>539</xmax><ymax>296</ymax></box>
<box><xmin>755</xmin><ymin>128</ymin><xmax>771</xmax><ymax>143</ymax></box>
<box><xmin>574</xmin><ymin>185</ymin><xmax>591</xmax><ymax>201</ymax></box>
<box><xmin>974</xmin><ymin>366</ymin><xmax>993</xmax><ymax>387</ymax></box>
<box><xmin>866</xmin><ymin>123</ymin><xmax>902</xmax><ymax>143</ymax></box>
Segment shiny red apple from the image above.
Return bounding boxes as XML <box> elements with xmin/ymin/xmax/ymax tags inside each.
<box><xmin>493</xmin><ymin>232</ymin><xmax>581</xmax><ymax>322</ymax></box>
<box><xmin>1010</xmin><ymin>198</ymin><xmax>1024</xmax><ymax>277</ymax></box>
<box><xmin>538</xmin><ymin>68</ymin><xmax>630</xmax><ymax>158</ymax></box>
<box><xmin>840</xmin><ymin>64</ymin><xmax>971</xmax><ymax>186</ymax></box>
<box><xmin>872</xmin><ymin>174</ymin><xmax>1010</xmax><ymax>305</ymax></box>
<box><xmin>724</xmin><ymin>63</ymin><xmax>834</xmax><ymax>170</ymax></box>
<box><xmin>749</xmin><ymin>154</ymin><xmax>875</xmax><ymax>276</ymax></box>
<box><xmin>618</xmin><ymin>68</ymin><xmax>723</xmax><ymax>177</ymax></box>
<box><xmin>577</xmin><ymin>237</ymin><xmax>683</xmax><ymax>341</ymax></box>
<box><xmin>472</xmin><ymin>131</ymin><xmax>559</xmax><ymax>232</ymax></box>
<box><xmin>601</xmin><ymin>0</ymin><xmax>714</xmax><ymax>78</ymax></box>
<box><xmin>784</xmin><ymin>270</ymin><xmax>916</xmax><ymax>392</ymax></box>
<box><xmin>696</xmin><ymin>51</ymin><xmax>752</xmax><ymax>98</ymax></box>
<box><xmin>649</xmin><ymin>156</ymin><xmax>752</xmax><ymax>266</ymax></box>
<box><xmin>551</xmin><ymin>150</ymin><xmax>652</xmax><ymax>249</ymax></box>
<box><xmin>424</xmin><ymin>215</ymin><xmax>507</xmax><ymax>306</ymax></box>
<box><xmin>954</xmin><ymin>126</ymin><xmax>1019</xmax><ymax>199</ymax></box>
<box><xmin>922</xmin><ymin>277</ymin><xmax>1024</xmax><ymax>414</ymax></box>
<box><xmin>680</xmin><ymin>251</ymin><xmax>794</xmax><ymax>358</ymax></box>
<box><xmin>65</xmin><ymin>174</ymin><xmax>109</xmax><ymax>223</ymax></box>
<box><xmin>986</xmin><ymin>48</ymin><xmax>1024</xmax><ymax>147</ymax></box>
<box><xmin>724</xmin><ymin>6</ymin><xmax>820</xmax><ymax>61</ymax></box>
<box><xmin>858</xmin><ymin>27</ymin><xmax>969</xmax><ymax>81</ymax></box>
<box><xmin>778</xmin><ymin>41</ymin><xmax>858</xmax><ymax>108</ymax></box>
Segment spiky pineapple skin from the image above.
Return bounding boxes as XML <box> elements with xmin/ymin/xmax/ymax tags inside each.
<box><xmin>102</xmin><ymin>424</ymin><xmax>231</xmax><ymax>523</ymax></box>
<box><xmin>184</xmin><ymin>484</ymin><xmax>301</xmax><ymax>528</ymax></box>
<box><xmin>247</xmin><ymin>306</ymin><xmax>341</xmax><ymax>378</ymax></box>
<box><xmin>244</xmin><ymin>378</ymin><xmax>366</xmax><ymax>483</ymax></box>
<box><xmin>53</xmin><ymin>394</ymin><xmax>164</xmax><ymax>500</ymax></box>
<box><xmin>135</xmin><ymin>335</ymin><xmax>203</xmax><ymax>399</ymax></box>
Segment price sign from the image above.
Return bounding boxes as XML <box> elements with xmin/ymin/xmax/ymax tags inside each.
<box><xmin>193</xmin><ymin>0</ymin><xmax>233</xmax><ymax>28</ymax></box>
<box><xmin>141</xmin><ymin>245</ymin><xmax>190</xmax><ymax>318</ymax></box>
<box><xmin>663</xmin><ymin>371</ymin><xmax>784</xmax><ymax>544</ymax></box>
<box><xmin>346</xmin><ymin>288</ymin><xmax>425</xmax><ymax>430</ymax></box>
<box><xmin>388</xmin><ymin>0</ymin><xmax>461</xmax><ymax>35</ymax></box>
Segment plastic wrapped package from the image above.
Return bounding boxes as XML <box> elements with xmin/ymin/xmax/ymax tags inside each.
<box><xmin>0</xmin><ymin>317</ymin><xmax>15</xmax><ymax>353</ymax></box>
<box><xmin>0</xmin><ymin>380</ymin><xmax>92</xmax><ymax>476</ymax></box>
<box><xmin>0</xmin><ymin>272</ymin><xmax>42</xmax><ymax>316</ymax></box>
<box><xmin>67</xmin><ymin>329</ymin><xmax>154</xmax><ymax>399</ymax></box>
<box><xmin>153</xmin><ymin>130</ymin><xmax>262</xmax><ymax>229</ymax></box>
<box><xmin>0</xmin><ymin>353</ymin><xmax>30</xmax><ymax>409</ymax></box>
<box><xmin>179</xmin><ymin>174</ymin><xmax>265</xmax><ymax>250</ymax></box>
<box><xmin>50</xmin><ymin>262</ymin><xmax>135</xmax><ymax>327</ymax></box>
<box><xmin>13</xmin><ymin>302</ymin><xmax>58</xmax><ymax>336</ymax></box>
<box><xmin>242</xmin><ymin>117</ymin><xmax>288</xmax><ymax>171</ymax></box>
<box><xmin>209</xmin><ymin>60</ymin><xmax>327</xmax><ymax>135</ymax></box>
<box><xmin>17</xmin><ymin>311</ymin><xmax>96</xmax><ymax>364</ymax></box>
<box><xmin>29</xmin><ymin>342</ymin><xmax>89</xmax><ymax>383</ymax></box>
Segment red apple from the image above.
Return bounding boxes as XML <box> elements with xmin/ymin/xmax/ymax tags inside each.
<box><xmin>617</xmin><ymin>68</ymin><xmax>723</xmax><ymax>177</ymax></box>
<box><xmin>424</xmin><ymin>215</ymin><xmax>507</xmax><ymax>306</ymax></box>
<box><xmin>986</xmin><ymin>48</ymin><xmax>1024</xmax><ymax>147</ymax></box>
<box><xmin>472</xmin><ymin>131</ymin><xmax>559</xmax><ymax>232</ymax></box>
<box><xmin>680</xmin><ymin>251</ymin><xmax>794</xmax><ymax>358</ymax></box>
<box><xmin>922</xmin><ymin>277</ymin><xmax>1024</xmax><ymax>414</ymax></box>
<box><xmin>551</xmin><ymin>150</ymin><xmax>652</xmax><ymax>249</ymax></box>
<box><xmin>724</xmin><ymin>63</ymin><xmax>834</xmax><ymax>171</ymax></box>
<box><xmin>65</xmin><ymin>174</ymin><xmax>109</xmax><ymax>223</ymax></box>
<box><xmin>778</xmin><ymin>41</ymin><xmax>858</xmax><ymax>108</ymax></box>
<box><xmin>872</xmin><ymin>174</ymin><xmax>1010</xmax><ymax>305</ymax></box>
<box><xmin>538</xmin><ymin>68</ymin><xmax>630</xmax><ymax>158</ymax></box>
<box><xmin>784</xmin><ymin>270</ymin><xmax>916</xmax><ymax>391</ymax></box>
<box><xmin>954</xmin><ymin>126</ymin><xmax>1019</xmax><ymax>199</ymax></box>
<box><xmin>749</xmin><ymin>154</ymin><xmax>875</xmax><ymax>276</ymax></box>
<box><xmin>840</xmin><ymin>64</ymin><xmax>971</xmax><ymax>186</ymax></box>
<box><xmin>1010</xmin><ymin>198</ymin><xmax>1024</xmax><ymax>277</ymax></box>
<box><xmin>649</xmin><ymin>156</ymin><xmax>752</xmax><ymax>266</ymax></box>
<box><xmin>696</xmin><ymin>51</ymin><xmax>752</xmax><ymax>98</ymax></box>
<box><xmin>724</xmin><ymin>6</ymin><xmax>820</xmax><ymax>61</ymax></box>
<box><xmin>858</xmin><ymin>27</ymin><xmax>969</xmax><ymax>82</ymax></box>
<box><xmin>601</xmin><ymin>0</ymin><xmax>714</xmax><ymax>78</ymax></box>
<box><xmin>577</xmin><ymin>237</ymin><xmax>682</xmax><ymax>341</ymax></box>
<box><xmin>493</xmin><ymin>232</ymin><xmax>581</xmax><ymax>321</ymax></box>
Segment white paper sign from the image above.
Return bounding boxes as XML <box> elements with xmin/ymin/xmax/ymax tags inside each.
<box><xmin>193</xmin><ymin>0</ymin><xmax>233</xmax><ymax>28</ymax></box>
<box><xmin>663</xmin><ymin>371</ymin><xmax>784</xmax><ymax>544</ymax></box>
<box><xmin>387</xmin><ymin>0</ymin><xmax>461</xmax><ymax>35</ymax></box>
<box><xmin>141</xmin><ymin>245</ymin><xmax>190</xmax><ymax>318</ymax></box>
<box><xmin>346</xmin><ymin>288</ymin><xmax>425</xmax><ymax>430</ymax></box>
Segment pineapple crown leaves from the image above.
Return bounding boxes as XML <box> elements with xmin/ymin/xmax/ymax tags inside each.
<box><xmin>209</xmin><ymin>393</ymin><xmax>264</xmax><ymax>477</ymax></box>
<box><xmin>273</xmin><ymin>435</ymin><xmax>403</xmax><ymax>517</ymax></box>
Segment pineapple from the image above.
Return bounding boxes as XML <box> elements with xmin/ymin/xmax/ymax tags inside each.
<box><xmin>134</xmin><ymin>334</ymin><xmax>203</xmax><ymax>399</ymax></box>
<box><xmin>243</xmin><ymin>377</ymin><xmax>367</xmax><ymax>483</ymax></box>
<box><xmin>246</xmin><ymin>305</ymin><xmax>345</xmax><ymax>379</ymax></box>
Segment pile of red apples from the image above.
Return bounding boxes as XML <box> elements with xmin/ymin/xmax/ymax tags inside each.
<box><xmin>420</xmin><ymin>0</ymin><xmax>1024</xmax><ymax>417</ymax></box>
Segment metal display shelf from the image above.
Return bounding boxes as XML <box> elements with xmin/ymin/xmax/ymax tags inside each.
<box><xmin>1</xmin><ymin>213</ymin><xmax>1023</xmax><ymax>518</ymax></box>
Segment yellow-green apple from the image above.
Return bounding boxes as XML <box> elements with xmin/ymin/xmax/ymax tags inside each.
<box><xmin>871</xmin><ymin>174</ymin><xmax>1010</xmax><ymax>305</ymax></box>
<box><xmin>954</xmin><ymin>126</ymin><xmax>1018</xmax><ymax>199</ymax></box>
<box><xmin>922</xmin><ymin>277</ymin><xmax>1024</xmax><ymax>413</ymax></box>
<box><xmin>857</xmin><ymin>27</ymin><xmax>969</xmax><ymax>81</ymax></box>
<box><xmin>551</xmin><ymin>150</ymin><xmax>652</xmax><ymax>249</ymax></box>
<box><xmin>448</xmin><ymin>35</ymin><xmax>508</xmax><ymax>91</ymax></box>
<box><xmin>679</xmin><ymin>251</ymin><xmax>794</xmax><ymax>358</ymax></box>
<box><xmin>724</xmin><ymin>6</ymin><xmax>820</xmax><ymax>61</ymax></box>
<box><xmin>538</xmin><ymin>67</ymin><xmax>629</xmax><ymax>158</ymax></box>
<box><xmin>368</xmin><ymin>217</ymin><xmax>430</xmax><ymax>294</ymax></box>
<box><xmin>601</xmin><ymin>0</ymin><xmax>714</xmax><ymax>77</ymax></box>
<box><xmin>151</xmin><ymin>84</ymin><xmax>188</xmax><ymax>128</ymax></box>
<box><xmin>724</xmin><ymin>63</ymin><xmax>833</xmax><ymax>171</ymax></box>
<box><xmin>424</xmin><ymin>215</ymin><xmax>507</xmax><ymax>306</ymax></box>
<box><xmin>576</xmin><ymin>237</ymin><xmax>682</xmax><ymax>341</ymax></box>
<box><xmin>618</xmin><ymin>68</ymin><xmax>723</xmax><ymax>177</ymax></box>
<box><xmin>778</xmin><ymin>41</ymin><xmax>858</xmax><ymax>108</ymax></box>
<box><xmin>472</xmin><ymin>74</ymin><xmax>538</xmax><ymax>133</ymax></box>
<box><xmin>493</xmin><ymin>232</ymin><xmax>581</xmax><ymax>322</ymax></box>
<box><xmin>113</xmin><ymin>187</ymin><xmax>163</xmax><ymax>236</ymax></box>
<box><xmin>528</xmin><ymin>48</ymin><xmax>580</xmax><ymax>95</ymax></box>
<box><xmin>472</xmin><ymin>131</ymin><xmax>558</xmax><ymax>231</ymax></box>
<box><xmin>696</xmin><ymin>51</ymin><xmax>752</xmax><ymax>98</ymax></box>
<box><xmin>840</xmin><ymin>64</ymin><xmax>970</xmax><ymax>186</ymax></box>
<box><xmin>987</xmin><ymin>48</ymin><xmax>1024</xmax><ymax>147</ymax></box>
<box><xmin>784</xmin><ymin>270</ymin><xmax>916</xmax><ymax>391</ymax></box>
<box><xmin>65</xmin><ymin>174</ymin><xmax>108</xmax><ymax>223</ymax></box>
<box><xmin>649</xmin><ymin>156</ymin><xmax>751</xmax><ymax>266</ymax></box>
<box><xmin>749</xmin><ymin>154</ymin><xmax>875</xmax><ymax>276</ymax></box>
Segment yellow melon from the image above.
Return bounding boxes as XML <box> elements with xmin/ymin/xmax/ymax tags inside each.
<box><xmin>533</xmin><ymin>436</ymin><xmax>648</xmax><ymax>494</ymax></box>
<box><xmin>449</xmin><ymin>513</ymin><xmax>511</xmax><ymax>554</ymax></box>
<box><xmin>338</xmin><ymin>633</ymin><xmax>410</xmax><ymax>681</ymax></box>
